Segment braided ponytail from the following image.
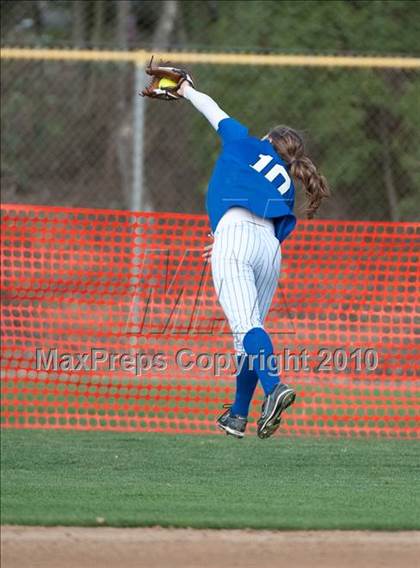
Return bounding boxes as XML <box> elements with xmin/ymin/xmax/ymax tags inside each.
<box><xmin>268</xmin><ymin>126</ymin><xmax>330</xmax><ymax>219</ymax></box>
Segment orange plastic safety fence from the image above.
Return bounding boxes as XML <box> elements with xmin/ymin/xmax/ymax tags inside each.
<box><xmin>1</xmin><ymin>205</ymin><xmax>419</xmax><ymax>437</ymax></box>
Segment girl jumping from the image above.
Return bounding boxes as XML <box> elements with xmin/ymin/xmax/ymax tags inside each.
<box><xmin>142</xmin><ymin>62</ymin><xmax>330</xmax><ymax>439</ymax></box>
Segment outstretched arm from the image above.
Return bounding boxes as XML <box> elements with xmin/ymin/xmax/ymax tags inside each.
<box><xmin>178</xmin><ymin>83</ymin><xmax>229</xmax><ymax>131</ymax></box>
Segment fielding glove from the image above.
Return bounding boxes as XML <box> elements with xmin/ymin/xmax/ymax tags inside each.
<box><xmin>140</xmin><ymin>56</ymin><xmax>194</xmax><ymax>101</ymax></box>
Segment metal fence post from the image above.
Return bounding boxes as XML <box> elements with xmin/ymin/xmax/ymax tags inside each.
<box><xmin>132</xmin><ymin>62</ymin><xmax>146</xmax><ymax>211</ymax></box>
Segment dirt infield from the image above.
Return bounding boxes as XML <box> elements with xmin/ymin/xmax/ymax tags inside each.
<box><xmin>2</xmin><ymin>527</ymin><xmax>420</xmax><ymax>568</ymax></box>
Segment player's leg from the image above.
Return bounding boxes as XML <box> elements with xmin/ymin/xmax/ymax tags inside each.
<box><xmin>247</xmin><ymin>227</ymin><xmax>281</xmax><ymax>390</ymax></box>
<box><xmin>255</xmin><ymin>229</ymin><xmax>281</xmax><ymax>324</ymax></box>
<box><xmin>251</xmin><ymin>228</ymin><xmax>296</xmax><ymax>439</ymax></box>
<box><xmin>231</xmin><ymin>354</ymin><xmax>258</xmax><ymax>417</ymax></box>
<box><xmin>212</xmin><ymin>223</ymin><xmax>285</xmax><ymax>397</ymax></box>
<box><xmin>212</xmin><ymin>222</ymin><xmax>295</xmax><ymax>439</ymax></box>
<box><xmin>211</xmin><ymin>223</ymin><xmax>263</xmax><ymax>355</ymax></box>
<box><xmin>240</xmin><ymin>228</ymin><xmax>282</xmax><ymax>397</ymax></box>
<box><xmin>211</xmin><ymin>223</ymin><xmax>260</xmax><ymax>434</ymax></box>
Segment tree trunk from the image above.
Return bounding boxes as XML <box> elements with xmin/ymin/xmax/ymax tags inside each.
<box><xmin>33</xmin><ymin>1</ymin><xmax>44</xmax><ymax>37</ymax></box>
<box><xmin>143</xmin><ymin>0</ymin><xmax>205</xmax><ymax>213</ymax></box>
<box><xmin>86</xmin><ymin>1</ymin><xmax>105</xmax><ymax>106</ymax></box>
<box><xmin>380</xmin><ymin>114</ymin><xmax>399</xmax><ymax>222</ymax></box>
<box><xmin>72</xmin><ymin>1</ymin><xmax>86</xmax><ymax>48</ymax></box>
<box><xmin>152</xmin><ymin>0</ymin><xmax>178</xmax><ymax>49</ymax></box>
<box><xmin>114</xmin><ymin>0</ymin><xmax>180</xmax><ymax>211</ymax></box>
<box><xmin>116</xmin><ymin>1</ymin><xmax>131</xmax><ymax>111</ymax></box>
<box><xmin>117</xmin><ymin>0</ymin><xmax>130</xmax><ymax>50</ymax></box>
<box><xmin>91</xmin><ymin>0</ymin><xmax>105</xmax><ymax>48</ymax></box>
<box><xmin>143</xmin><ymin>1</ymin><xmax>181</xmax><ymax>212</ymax></box>
<box><xmin>113</xmin><ymin>0</ymin><xmax>134</xmax><ymax>208</ymax></box>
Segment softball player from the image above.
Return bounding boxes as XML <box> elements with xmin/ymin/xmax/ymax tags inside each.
<box><xmin>142</xmin><ymin>63</ymin><xmax>329</xmax><ymax>439</ymax></box>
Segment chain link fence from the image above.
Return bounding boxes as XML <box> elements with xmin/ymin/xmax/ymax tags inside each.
<box><xmin>1</xmin><ymin>1</ymin><xmax>419</xmax><ymax>221</ymax></box>
<box><xmin>2</xmin><ymin>53</ymin><xmax>419</xmax><ymax>221</ymax></box>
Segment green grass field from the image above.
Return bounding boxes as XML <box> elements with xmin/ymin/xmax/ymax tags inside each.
<box><xmin>1</xmin><ymin>429</ymin><xmax>419</xmax><ymax>530</ymax></box>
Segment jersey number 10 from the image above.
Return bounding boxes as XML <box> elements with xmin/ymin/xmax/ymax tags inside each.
<box><xmin>250</xmin><ymin>154</ymin><xmax>291</xmax><ymax>195</ymax></box>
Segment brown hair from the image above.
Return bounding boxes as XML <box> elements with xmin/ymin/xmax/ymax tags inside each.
<box><xmin>268</xmin><ymin>126</ymin><xmax>330</xmax><ymax>219</ymax></box>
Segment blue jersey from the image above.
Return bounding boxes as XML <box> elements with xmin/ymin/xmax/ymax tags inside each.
<box><xmin>206</xmin><ymin>118</ymin><xmax>296</xmax><ymax>243</ymax></box>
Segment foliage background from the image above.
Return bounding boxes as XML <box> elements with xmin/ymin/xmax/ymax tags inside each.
<box><xmin>1</xmin><ymin>0</ymin><xmax>419</xmax><ymax>220</ymax></box>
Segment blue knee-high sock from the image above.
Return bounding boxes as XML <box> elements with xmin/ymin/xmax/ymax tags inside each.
<box><xmin>231</xmin><ymin>355</ymin><xmax>259</xmax><ymax>417</ymax></box>
<box><xmin>243</xmin><ymin>327</ymin><xmax>281</xmax><ymax>396</ymax></box>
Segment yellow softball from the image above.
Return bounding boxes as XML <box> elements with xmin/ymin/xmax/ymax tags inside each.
<box><xmin>159</xmin><ymin>77</ymin><xmax>178</xmax><ymax>89</ymax></box>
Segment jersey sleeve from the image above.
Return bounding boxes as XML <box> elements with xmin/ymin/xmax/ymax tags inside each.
<box><xmin>217</xmin><ymin>118</ymin><xmax>249</xmax><ymax>143</ymax></box>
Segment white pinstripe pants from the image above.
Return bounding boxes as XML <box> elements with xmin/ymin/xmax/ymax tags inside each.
<box><xmin>211</xmin><ymin>221</ymin><xmax>281</xmax><ymax>355</ymax></box>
